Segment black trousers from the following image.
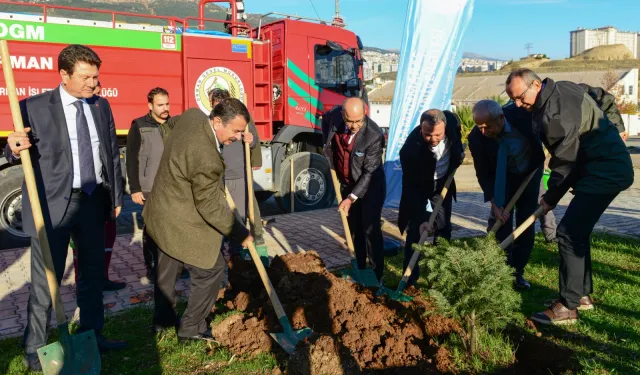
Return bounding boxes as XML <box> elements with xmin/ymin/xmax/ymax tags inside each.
<box><xmin>557</xmin><ymin>192</ymin><xmax>617</xmax><ymax>309</ymax></box>
<box><xmin>488</xmin><ymin>168</ymin><xmax>542</xmax><ymax>276</ymax></box>
<box><xmin>343</xmin><ymin>181</ymin><xmax>385</xmax><ymax>281</ymax></box>
<box><xmin>153</xmin><ymin>249</ymin><xmax>226</xmax><ymax>337</ymax></box>
<box><xmin>404</xmin><ymin>176</ymin><xmax>453</xmax><ymax>286</ymax></box>
<box><xmin>23</xmin><ymin>187</ymin><xmax>106</xmax><ymax>354</ymax></box>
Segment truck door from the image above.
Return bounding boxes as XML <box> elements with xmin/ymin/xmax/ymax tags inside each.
<box><xmin>307</xmin><ymin>37</ymin><xmax>361</xmax><ymax>122</ymax></box>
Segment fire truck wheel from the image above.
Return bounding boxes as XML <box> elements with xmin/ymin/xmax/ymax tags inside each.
<box><xmin>276</xmin><ymin>152</ymin><xmax>336</xmax><ymax>213</ymax></box>
<box><xmin>0</xmin><ymin>166</ymin><xmax>29</xmax><ymax>249</ymax></box>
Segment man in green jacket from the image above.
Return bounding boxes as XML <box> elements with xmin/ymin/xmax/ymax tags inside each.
<box><xmin>143</xmin><ymin>99</ymin><xmax>252</xmax><ymax>341</ymax></box>
<box><xmin>506</xmin><ymin>68</ymin><xmax>634</xmax><ymax>325</ymax></box>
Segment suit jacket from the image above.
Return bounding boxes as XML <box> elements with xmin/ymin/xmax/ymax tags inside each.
<box><xmin>397</xmin><ymin>111</ymin><xmax>463</xmax><ymax>234</ymax></box>
<box><xmin>321</xmin><ymin>106</ymin><xmax>386</xmax><ymax>199</ymax></box>
<box><xmin>467</xmin><ymin>103</ymin><xmax>545</xmax><ymax>204</ymax></box>
<box><xmin>4</xmin><ymin>87</ymin><xmax>123</xmax><ymax>237</ymax></box>
<box><xmin>142</xmin><ymin>108</ymin><xmax>248</xmax><ymax>269</ymax></box>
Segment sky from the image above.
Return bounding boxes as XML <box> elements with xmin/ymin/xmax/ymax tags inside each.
<box><xmin>246</xmin><ymin>0</ymin><xmax>640</xmax><ymax>61</ymax></box>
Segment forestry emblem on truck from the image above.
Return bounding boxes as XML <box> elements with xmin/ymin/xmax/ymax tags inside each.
<box><xmin>194</xmin><ymin>66</ymin><xmax>246</xmax><ymax>114</ymax></box>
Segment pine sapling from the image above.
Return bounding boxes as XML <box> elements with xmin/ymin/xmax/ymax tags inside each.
<box><xmin>415</xmin><ymin>234</ymin><xmax>521</xmax><ymax>356</ymax></box>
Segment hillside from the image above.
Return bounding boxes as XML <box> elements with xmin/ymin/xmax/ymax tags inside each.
<box><xmin>570</xmin><ymin>44</ymin><xmax>635</xmax><ymax>61</ymax></box>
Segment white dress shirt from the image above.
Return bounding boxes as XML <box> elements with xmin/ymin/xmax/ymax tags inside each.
<box><xmin>59</xmin><ymin>85</ymin><xmax>103</xmax><ymax>188</ymax></box>
<box><xmin>430</xmin><ymin>136</ymin><xmax>451</xmax><ymax>180</ymax></box>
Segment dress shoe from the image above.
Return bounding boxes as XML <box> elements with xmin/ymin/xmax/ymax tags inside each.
<box><xmin>177</xmin><ymin>329</ymin><xmax>215</xmax><ymax>343</ymax></box>
<box><xmin>95</xmin><ymin>333</ymin><xmax>128</xmax><ymax>352</ymax></box>
<box><xmin>544</xmin><ymin>296</ymin><xmax>594</xmax><ymax>310</ymax></box>
<box><xmin>515</xmin><ymin>275</ymin><xmax>531</xmax><ymax>290</ymax></box>
<box><xmin>531</xmin><ymin>301</ymin><xmax>578</xmax><ymax>325</ymax></box>
<box><xmin>103</xmin><ymin>279</ymin><xmax>127</xmax><ymax>291</ymax></box>
<box><xmin>23</xmin><ymin>353</ymin><xmax>42</xmax><ymax>371</ymax></box>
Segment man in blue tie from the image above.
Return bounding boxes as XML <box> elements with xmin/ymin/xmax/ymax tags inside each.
<box><xmin>5</xmin><ymin>44</ymin><xmax>127</xmax><ymax>371</ymax></box>
<box><xmin>467</xmin><ymin>100</ymin><xmax>545</xmax><ymax>289</ymax></box>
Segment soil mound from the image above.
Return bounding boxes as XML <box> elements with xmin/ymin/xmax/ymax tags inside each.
<box><xmin>210</xmin><ymin>314</ymin><xmax>272</xmax><ymax>356</ymax></box>
<box><xmin>216</xmin><ymin>251</ymin><xmax>452</xmax><ymax>373</ymax></box>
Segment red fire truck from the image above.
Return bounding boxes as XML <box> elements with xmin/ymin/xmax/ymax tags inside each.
<box><xmin>0</xmin><ymin>0</ymin><xmax>367</xmax><ymax>245</ymax></box>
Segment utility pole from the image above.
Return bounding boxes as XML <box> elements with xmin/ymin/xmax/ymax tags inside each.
<box><xmin>332</xmin><ymin>0</ymin><xmax>346</xmax><ymax>28</ymax></box>
<box><xmin>524</xmin><ymin>43</ymin><xmax>533</xmax><ymax>56</ymax></box>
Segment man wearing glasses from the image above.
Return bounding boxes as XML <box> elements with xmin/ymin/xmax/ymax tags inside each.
<box><xmin>322</xmin><ymin>97</ymin><xmax>387</xmax><ymax>283</ymax></box>
<box><xmin>506</xmin><ymin>68</ymin><xmax>634</xmax><ymax>325</ymax></box>
<box><xmin>397</xmin><ymin>109</ymin><xmax>464</xmax><ymax>287</ymax></box>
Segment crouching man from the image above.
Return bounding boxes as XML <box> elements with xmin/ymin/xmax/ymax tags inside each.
<box><xmin>143</xmin><ymin>99</ymin><xmax>253</xmax><ymax>341</ymax></box>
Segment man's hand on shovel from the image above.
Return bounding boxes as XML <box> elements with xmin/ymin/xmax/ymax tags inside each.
<box><xmin>491</xmin><ymin>202</ymin><xmax>510</xmax><ymax>223</ymax></box>
<box><xmin>338</xmin><ymin>197</ymin><xmax>354</xmax><ymax>215</ymax></box>
<box><xmin>539</xmin><ymin>197</ymin><xmax>554</xmax><ymax>215</ymax></box>
<box><xmin>419</xmin><ymin>221</ymin><xmax>435</xmax><ymax>237</ymax></box>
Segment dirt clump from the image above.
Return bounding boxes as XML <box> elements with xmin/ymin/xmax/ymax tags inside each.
<box><xmin>210</xmin><ymin>314</ymin><xmax>273</xmax><ymax>357</ymax></box>
<box><xmin>218</xmin><ymin>251</ymin><xmax>456</xmax><ymax>372</ymax></box>
<box><xmin>434</xmin><ymin>346</ymin><xmax>455</xmax><ymax>374</ymax></box>
<box><xmin>288</xmin><ymin>335</ymin><xmax>360</xmax><ymax>375</ymax></box>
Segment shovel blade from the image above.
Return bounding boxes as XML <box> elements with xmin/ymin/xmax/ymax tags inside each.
<box><xmin>376</xmin><ymin>286</ymin><xmax>414</xmax><ymax>302</ymax></box>
<box><xmin>37</xmin><ymin>328</ymin><xmax>101</xmax><ymax>375</ymax></box>
<box><xmin>241</xmin><ymin>245</ymin><xmax>270</xmax><ymax>268</ymax></box>
<box><xmin>341</xmin><ymin>266</ymin><xmax>379</xmax><ymax>288</ymax></box>
<box><xmin>270</xmin><ymin>327</ymin><xmax>313</xmax><ymax>354</ymax></box>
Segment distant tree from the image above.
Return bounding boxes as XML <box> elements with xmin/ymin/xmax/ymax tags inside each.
<box><xmin>453</xmin><ymin>105</ymin><xmax>475</xmax><ymax>143</ymax></box>
<box><xmin>488</xmin><ymin>95</ymin><xmax>508</xmax><ymax>106</ymax></box>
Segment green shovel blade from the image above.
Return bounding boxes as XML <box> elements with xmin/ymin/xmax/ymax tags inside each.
<box><xmin>376</xmin><ymin>285</ymin><xmax>414</xmax><ymax>302</ymax></box>
<box><xmin>270</xmin><ymin>327</ymin><xmax>313</xmax><ymax>355</ymax></box>
<box><xmin>341</xmin><ymin>260</ymin><xmax>379</xmax><ymax>288</ymax></box>
<box><xmin>37</xmin><ymin>326</ymin><xmax>101</xmax><ymax>375</ymax></box>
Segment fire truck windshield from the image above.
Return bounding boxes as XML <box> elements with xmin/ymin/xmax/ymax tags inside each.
<box><xmin>314</xmin><ymin>44</ymin><xmax>360</xmax><ymax>97</ymax></box>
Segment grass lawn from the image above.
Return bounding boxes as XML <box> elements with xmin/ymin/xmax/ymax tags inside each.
<box><xmin>0</xmin><ymin>232</ymin><xmax>638</xmax><ymax>374</ymax></box>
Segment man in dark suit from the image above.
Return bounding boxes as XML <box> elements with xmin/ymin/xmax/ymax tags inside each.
<box><xmin>467</xmin><ymin>100</ymin><xmax>545</xmax><ymax>289</ymax></box>
<box><xmin>5</xmin><ymin>44</ymin><xmax>127</xmax><ymax>371</ymax></box>
<box><xmin>143</xmin><ymin>99</ymin><xmax>252</xmax><ymax>341</ymax></box>
<box><xmin>397</xmin><ymin>109</ymin><xmax>464</xmax><ymax>286</ymax></box>
<box><xmin>322</xmin><ymin>97</ymin><xmax>386</xmax><ymax>282</ymax></box>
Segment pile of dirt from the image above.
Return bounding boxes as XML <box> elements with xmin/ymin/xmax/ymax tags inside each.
<box><xmin>571</xmin><ymin>44</ymin><xmax>635</xmax><ymax>61</ymax></box>
<box><xmin>214</xmin><ymin>251</ymin><xmax>458</xmax><ymax>373</ymax></box>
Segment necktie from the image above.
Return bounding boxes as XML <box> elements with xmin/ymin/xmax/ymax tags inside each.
<box><xmin>494</xmin><ymin>138</ymin><xmax>507</xmax><ymax>208</ymax></box>
<box><xmin>73</xmin><ymin>100</ymin><xmax>97</xmax><ymax>195</ymax></box>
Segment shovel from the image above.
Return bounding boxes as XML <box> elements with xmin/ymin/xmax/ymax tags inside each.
<box><xmin>490</xmin><ymin>169</ymin><xmax>538</xmax><ymax>233</ymax></box>
<box><xmin>0</xmin><ymin>40</ymin><xmax>100</xmax><ymax>374</ymax></box>
<box><xmin>499</xmin><ymin>206</ymin><xmax>545</xmax><ymax>250</ymax></box>
<box><xmin>329</xmin><ymin>169</ymin><xmax>379</xmax><ymax>288</ymax></box>
<box><xmin>239</xmin><ymin>127</ymin><xmax>269</xmax><ymax>267</ymax></box>
<box><xmin>377</xmin><ymin>169</ymin><xmax>458</xmax><ymax>302</ymax></box>
<box><xmin>225</xmin><ymin>189</ymin><xmax>312</xmax><ymax>353</ymax></box>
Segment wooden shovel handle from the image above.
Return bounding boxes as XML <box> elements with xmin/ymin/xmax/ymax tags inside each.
<box><xmin>499</xmin><ymin>206</ymin><xmax>545</xmax><ymax>249</ymax></box>
<box><xmin>0</xmin><ymin>40</ymin><xmax>67</xmax><ymax>326</ymax></box>
<box><xmin>225</xmin><ymin>187</ymin><xmax>288</xmax><ymax>320</ymax></box>
<box><xmin>330</xmin><ymin>169</ymin><xmax>357</xmax><ymax>259</ymax></box>
<box><xmin>491</xmin><ymin>169</ymin><xmax>538</xmax><ymax>233</ymax></box>
<box><xmin>244</xmin><ymin>126</ymin><xmax>255</xmax><ymax>233</ymax></box>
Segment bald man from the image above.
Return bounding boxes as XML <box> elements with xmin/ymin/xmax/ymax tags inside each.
<box><xmin>322</xmin><ymin>98</ymin><xmax>386</xmax><ymax>282</ymax></box>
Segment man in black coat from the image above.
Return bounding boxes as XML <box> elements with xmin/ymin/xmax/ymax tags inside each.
<box><xmin>322</xmin><ymin>98</ymin><xmax>386</xmax><ymax>282</ymax></box>
<box><xmin>397</xmin><ymin>109</ymin><xmax>464</xmax><ymax>286</ymax></box>
<box><xmin>468</xmin><ymin>100</ymin><xmax>545</xmax><ymax>289</ymax></box>
<box><xmin>506</xmin><ymin>68</ymin><xmax>634</xmax><ymax>325</ymax></box>
<box><xmin>5</xmin><ymin>44</ymin><xmax>127</xmax><ymax>371</ymax></box>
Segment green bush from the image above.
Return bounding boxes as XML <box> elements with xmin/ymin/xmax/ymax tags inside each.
<box><xmin>453</xmin><ymin>105</ymin><xmax>475</xmax><ymax>143</ymax></box>
<box><xmin>416</xmin><ymin>235</ymin><xmax>521</xmax><ymax>356</ymax></box>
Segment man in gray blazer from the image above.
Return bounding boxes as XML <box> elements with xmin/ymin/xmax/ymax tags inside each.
<box><xmin>5</xmin><ymin>44</ymin><xmax>127</xmax><ymax>371</ymax></box>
